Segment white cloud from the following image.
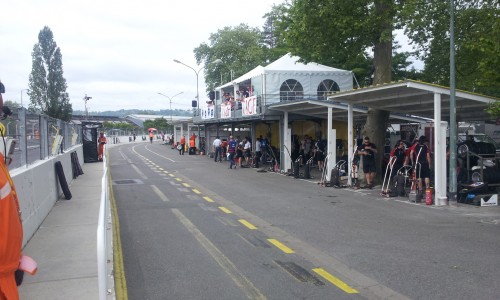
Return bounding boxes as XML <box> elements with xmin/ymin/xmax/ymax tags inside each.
<box><xmin>1</xmin><ymin>0</ymin><xmax>279</xmax><ymax>111</ymax></box>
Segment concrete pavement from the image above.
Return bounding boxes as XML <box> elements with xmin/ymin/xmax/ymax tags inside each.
<box><xmin>16</xmin><ymin>141</ymin><xmax>500</xmax><ymax>299</ymax></box>
<box><xmin>18</xmin><ymin>161</ymin><xmax>103</xmax><ymax>300</ymax></box>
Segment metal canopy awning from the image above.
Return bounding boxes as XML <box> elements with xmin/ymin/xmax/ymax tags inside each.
<box><xmin>269</xmin><ymin>80</ymin><xmax>497</xmax><ymax>122</ymax></box>
<box><xmin>327</xmin><ymin>80</ymin><xmax>497</xmax><ymax>122</ymax></box>
<box><xmin>268</xmin><ymin>80</ymin><xmax>498</xmax><ymax>206</ymax></box>
<box><xmin>268</xmin><ymin>99</ymin><xmax>432</xmax><ymax>123</ymax></box>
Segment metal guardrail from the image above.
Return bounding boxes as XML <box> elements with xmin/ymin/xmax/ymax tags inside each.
<box><xmin>1</xmin><ymin>107</ymin><xmax>83</xmax><ymax>170</ymax></box>
<box><xmin>97</xmin><ymin>149</ymin><xmax>113</xmax><ymax>300</ymax></box>
<box><xmin>193</xmin><ymin>93</ymin><xmax>328</xmax><ymax>122</ymax></box>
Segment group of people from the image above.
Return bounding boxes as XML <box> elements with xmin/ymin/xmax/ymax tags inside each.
<box><xmin>222</xmin><ymin>88</ymin><xmax>252</xmax><ymax>109</ymax></box>
<box><xmin>295</xmin><ymin>135</ymin><xmax>327</xmax><ymax>172</ymax></box>
<box><xmin>212</xmin><ymin>135</ymin><xmax>268</xmax><ymax>169</ymax></box>
<box><xmin>175</xmin><ymin>133</ymin><xmax>198</xmax><ymax>155</ymax></box>
<box><xmin>356</xmin><ymin>135</ymin><xmax>432</xmax><ymax>191</ymax></box>
<box><xmin>212</xmin><ymin>135</ymin><xmax>252</xmax><ymax>168</ymax></box>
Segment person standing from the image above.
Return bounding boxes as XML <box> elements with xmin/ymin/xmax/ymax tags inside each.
<box><xmin>254</xmin><ymin>137</ymin><xmax>262</xmax><ymax>168</ymax></box>
<box><xmin>410</xmin><ymin>136</ymin><xmax>432</xmax><ymax>191</ymax></box>
<box><xmin>227</xmin><ymin>136</ymin><xmax>237</xmax><ymax>169</ymax></box>
<box><xmin>221</xmin><ymin>138</ymin><xmax>228</xmax><ymax>161</ymax></box>
<box><xmin>213</xmin><ymin>136</ymin><xmax>222</xmax><ymax>162</ymax></box>
<box><xmin>358</xmin><ymin>136</ymin><xmax>377</xmax><ymax>189</ymax></box>
<box><xmin>315</xmin><ymin>139</ymin><xmax>326</xmax><ymax>172</ymax></box>
<box><xmin>149</xmin><ymin>131</ymin><xmax>154</xmax><ymax>143</ymax></box>
<box><xmin>244</xmin><ymin>138</ymin><xmax>251</xmax><ymax>166</ymax></box>
<box><xmin>390</xmin><ymin>140</ymin><xmax>407</xmax><ymax>179</ymax></box>
<box><xmin>179</xmin><ymin>135</ymin><xmax>186</xmax><ymax>155</ymax></box>
<box><xmin>189</xmin><ymin>133</ymin><xmax>197</xmax><ymax>154</ymax></box>
<box><xmin>0</xmin><ymin>80</ymin><xmax>23</xmax><ymax>300</ymax></box>
<box><xmin>98</xmin><ymin>132</ymin><xmax>107</xmax><ymax>161</ymax></box>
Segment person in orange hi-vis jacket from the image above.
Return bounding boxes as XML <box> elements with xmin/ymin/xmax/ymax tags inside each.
<box><xmin>179</xmin><ymin>135</ymin><xmax>186</xmax><ymax>155</ymax></box>
<box><xmin>189</xmin><ymin>133</ymin><xmax>197</xmax><ymax>154</ymax></box>
<box><xmin>98</xmin><ymin>132</ymin><xmax>107</xmax><ymax>161</ymax></box>
<box><xmin>0</xmin><ymin>80</ymin><xmax>23</xmax><ymax>300</ymax></box>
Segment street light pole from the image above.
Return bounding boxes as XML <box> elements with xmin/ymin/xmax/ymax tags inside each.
<box><xmin>157</xmin><ymin>92</ymin><xmax>183</xmax><ymax>133</ymax></box>
<box><xmin>20</xmin><ymin>89</ymin><xmax>28</xmax><ymax>107</ymax></box>
<box><xmin>173</xmin><ymin>59</ymin><xmax>223</xmax><ymax>113</ymax></box>
<box><xmin>173</xmin><ymin>59</ymin><xmax>222</xmax><ymax>151</ymax></box>
<box><xmin>173</xmin><ymin>60</ymin><xmax>203</xmax><ymax>113</ymax></box>
<box><xmin>83</xmin><ymin>94</ymin><xmax>92</xmax><ymax>121</ymax></box>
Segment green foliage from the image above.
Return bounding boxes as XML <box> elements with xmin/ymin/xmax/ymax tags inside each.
<box><xmin>402</xmin><ymin>0</ymin><xmax>500</xmax><ymax>97</ymax></box>
<box><xmin>28</xmin><ymin>26</ymin><xmax>72</xmax><ymax>121</ymax></box>
<box><xmin>102</xmin><ymin>121</ymin><xmax>136</xmax><ymax>131</ymax></box>
<box><xmin>261</xmin><ymin>3</ymin><xmax>292</xmax><ymax>62</ymax></box>
<box><xmin>143</xmin><ymin>118</ymin><xmax>170</xmax><ymax>132</ymax></box>
<box><xmin>194</xmin><ymin>24</ymin><xmax>267</xmax><ymax>89</ymax></box>
<box><xmin>485</xmin><ymin>101</ymin><xmax>500</xmax><ymax>118</ymax></box>
<box><xmin>3</xmin><ymin>100</ymin><xmax>21</xmax><ymax>110</ymax></box>
<box><xmin>277</xmin><ymin>0</ymin><xmax>401</xmax><ymax>84</ymax></box>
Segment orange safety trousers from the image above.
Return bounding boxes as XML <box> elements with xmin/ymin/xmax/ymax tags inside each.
<box><xmin>98</xmin><ymin>137</ymin><xmax>107</xmax><ymax>159</ymax></box>
<box><xmin>0</xmin><ymin>155</ymin><xmax>22</xmax><ymax>300</ymax></box>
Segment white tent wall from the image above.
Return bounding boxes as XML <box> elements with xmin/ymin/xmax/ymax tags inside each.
<box><xmin>216</xmin><ymin>54</ymin><xmax>353</xmax><ymax>106</ymax></box>
<box><xmin>264</xmin><ymin>72</ymin><xmax>353</xmax><ymax>105</ymax></box>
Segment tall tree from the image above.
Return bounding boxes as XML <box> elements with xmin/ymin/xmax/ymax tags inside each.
<box><xmin>402</xmin><ymin>0</ymin><xmax>500</xmax><ymax>97</ymax></box>
<box><xmin>261</xmin><ymin>3</ymin><xmax>292</xmax><ymax>63</ymax></box>
<box><xmin>28</xmin><ymin>26</ymin><xmax>72</xmax><ymax>121</ymax></box>
<box><xmin>194</xmin><ymin>24</ymin><xmax>267</xmax><ymax>89</ymax></box>
<box><xmin>280</xmin><ymin>0</ymin><xmax>398</xmax><ymax>179</ymax></box>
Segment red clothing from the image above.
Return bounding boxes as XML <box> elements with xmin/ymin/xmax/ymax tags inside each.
<box><xmin>98</xmin><ymin>135</ymin><xmax>107</xmax><ymax>160</ymax></box>
<box><xmin>189</xmin><ymin>135</ymin><xmax>196</xmax><ymax>148</ymax></box>
<box><xmin>180</xmin><ymin>136</ymin><xmax>186</xmax><ymax>145</ymax></box>
<box><xmin>0</xmin><ymin>153</ymin><xmax>22</xmax><ymax>300</ymax></box>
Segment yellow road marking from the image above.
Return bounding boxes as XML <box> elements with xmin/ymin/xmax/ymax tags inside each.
<box><xmin>219</xmin><ymin>207</ymin><xmax>232</xmax><ymax>214</ymax></box>
<box><xmin>312</xmin><ymin>268</ymin><xmax>359</xmax><ymax>294</ymax></box>
<box><xmin>108</xmin><ymin>164</ymin><xmax>128</xmax><ymax>300</ymax></box>
<box><xmin>267</xmin><ymin>239</ymin><xmax>294</xmax><ymax>254</ymax></box>
<box><xmin>203</xmin><ymin>196</ymin><xmax>215</xmax><ymax>203</ymax></box>
<box><xmin>158</xmin><ymin>167</ymin><xmax>164</xmax><ymax>171</ymax></box>
<box><xmin>169</xmin><ymin>174</ymin><xmax>175</xmax><ymax>177</ymax></box>
<box><xmin>182</xmin><ymin>183</ymin><xmax>191</xmax><ymax>187</ymax></box>
<box><xmin>192</xmin><ymin>189</ymin><xmax>201</xmax><ymax>194</ymax></box>
<box><xmin>163</xmin><ymin>171</ymin><xmax>169</xmax><ymax>174</ymax></box>
<box><xmin>175</xmin><ymin>178</ymin><xmax>182</xmax><ymax>182</ymax></box>
<box><xmin>238</xmin><ymin>219</ymin><xmax>257</xmax><ymax>230</ymax></box>
<box><xmin>172</xmin><ymin>209</ymin><xmax>266</xmax><ymax>300</ymax></box>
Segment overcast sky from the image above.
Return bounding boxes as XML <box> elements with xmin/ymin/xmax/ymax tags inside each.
<box><xmin>0</xmin><ymin>0</ymin><xmax>286</xmax><ymax>112</ymax></box>
<box><xmin>1</xmin><ymin>0</ymin><xmax>418</xmax><ymax>113</ymax></box>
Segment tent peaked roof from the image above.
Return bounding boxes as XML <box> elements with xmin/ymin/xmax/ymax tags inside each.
<box><xmin>264</xmin><ymin>53</ymin><xmax>348</xmax><ymax>72</ymax></box>
<box><xmin>218</xmin><ymin>53</ymin><xmax>351</xmax><ymax>88</ymax></box>
<box><xmin>231</xmin><ymin>65</ymin><xmax>265</xmax><ymax>83</ymax></box>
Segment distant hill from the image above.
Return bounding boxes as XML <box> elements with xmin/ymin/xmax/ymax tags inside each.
<box><xmin>73</xmin><ymin>109</ymin><xmax>193</xmax><ymax>117</ymax></box>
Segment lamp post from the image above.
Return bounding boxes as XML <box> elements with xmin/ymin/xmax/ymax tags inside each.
<box><xmin>83</xmin><ymin>94</ymin><xmax>92</xmax><ymax>121</ymax></box>
<box><xmin>20</xmin><ymin>89</ymin><xmax>28</xmax><ymax>107</ymax></box>
<box><xmin>173</xmin><ymin>59</ymin><xmax>222</xmax><ymax>112</ymax></box>
<box><xmin>173</xmin><ymin>58</ymin><xmax>222</xmax><ymax>151</ymax></box>
<box><xmin>157</xmin><ymin>92</ymin><xmax>183</xmax><ymax>133</ymax></box>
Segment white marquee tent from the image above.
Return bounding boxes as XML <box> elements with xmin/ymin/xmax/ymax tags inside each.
<box><xmin>218</xmin><ymin>53</ymin><xmax>353</xmax><ymax>104</ymax></box>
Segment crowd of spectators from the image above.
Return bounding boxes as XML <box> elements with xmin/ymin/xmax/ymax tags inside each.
<box><xmin>222</xmin><ymin>88</ymin><xmax>251</xmax><ymax>110</ymax></box>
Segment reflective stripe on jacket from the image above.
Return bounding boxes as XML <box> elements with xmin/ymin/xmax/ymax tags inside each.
<box><xmin>0</xmin><ymin>153</ymin><xmax>23</xmax><ymax>275</ymax></box>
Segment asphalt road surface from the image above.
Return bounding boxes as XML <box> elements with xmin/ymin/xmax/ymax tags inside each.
<box><xmin>109</xmin><ymin>142</ymin><xmax>500</xmax><ymax>300</ymax></box>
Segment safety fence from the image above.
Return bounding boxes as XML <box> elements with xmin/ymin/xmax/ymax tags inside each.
<box><xmin>0</xmin><ymin>107</ymin><xmax>83</xmax><ymax>170</ymax></box>
<box><xmin>97</xmin><ymin>150</ymin><xmax>114</xmax><ymax>299</ymax></box>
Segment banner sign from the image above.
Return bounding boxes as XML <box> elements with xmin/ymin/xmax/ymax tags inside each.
<box><xmin>221</xmin><ymin>102</ymin><xmax>232</xmax><ymax>119</ymax></box>
<box><xmin>242</xmin><ymin>96</ymin><xmax>257</xmax><ymax>116</ymax></box>
<box><xmin>201</xmin><ymin>104</ymin><xmax>215</xmax><ymax>119</ymax></box>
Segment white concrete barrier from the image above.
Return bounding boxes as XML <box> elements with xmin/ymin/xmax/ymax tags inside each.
<box><xmin>11</xmin><ymin>145</ymin><xmax>84</xmax><ymax>246</ymax></box>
